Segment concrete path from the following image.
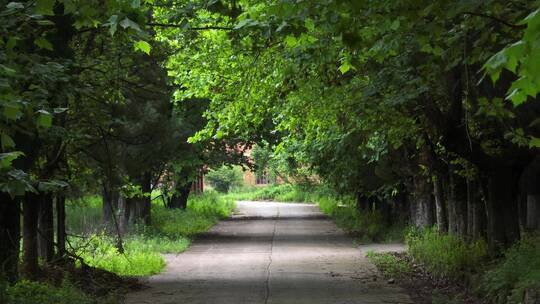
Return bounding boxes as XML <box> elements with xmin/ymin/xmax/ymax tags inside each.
<box><xmin>125</xmin><ymin>201</ymin><xmax>413</xmax><ymax>304</ymax></box>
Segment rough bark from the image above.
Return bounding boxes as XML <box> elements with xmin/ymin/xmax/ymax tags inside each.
<box><xmin>0</xmin><ymin>193</ymin><xmax>20</xmax><ymax>283</ymax></box>
<box><xmin>38</xmin><ymin>192</ymin><xmax>55</xmax><ymax>263</ymax></box>
<box><xmin>412</xmin><ymin>176</ymin><xmax>434</xmax><ymax>229</ymax></box>
<box><xmin>447</xmin><ymin>169</ymin><xmax>467</xmax><ymax>236</ymax></box>
<box><xmin>433</xmin><ymin>175</ymin><xmax>448</xmax><ymax>233</ymax></box>
<box><xmin>22</xmin><ymin>193</ymin><xmax>40</xmax><ymax>279</ymax></box>
<box><xmin>467</xmin><ymin>179</ymin><xmax>486</xmax><ymax>239</ymax></box>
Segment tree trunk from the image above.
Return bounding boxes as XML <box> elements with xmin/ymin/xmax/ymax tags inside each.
<box><xmin>102</xmin><ymin>185</ymin><xmax>119</xmax><ymax>226</ymax></box>
<box><xmin>520</xmin><ymin>158</ymin><xmax>540</xmax><ymax>231</ymax></box>
<box><xmin>38</xmin><ymin>192</ymin><xmax>55</xmax><ymax>263</ymax></box>
<box><xmin>118</xmin><ymin>196</ymin><xmax>130</xmax><ymax>235</ymax></box>
<box><xmin>56</xmin><ymin>195</ymin><xmax>66</xmax><ymax>260</ymax></box>
<box><xmin>168</xmin><ymin>182</ymin><xmax>192</xmax><ymax>209</ymax></box>
<box><xmin>412</xmin><ymin>176</ymin><xmax>434</xmax><ymax>229</ymax></box>
<box><xmin>467</xmin><ymin>179</ymin><xmax>486</xmax><ymax>240</ymax></box>
<box><xmin>526</xmin><ymin>194</ymin><xmax>540</xmax><ymax>231</ymax></box>
<box><xmin>0</xmin><ymin>193</ymin><xmax>21</xmax><ymax>283</ymax></box>
<box><xmin>355</xmin><ymin>192</ymin><xmax>369</xmax><ymax>213</ymax></box>
<box><xmin>130</xmin><ymin>172</ymin><xmax>152</xmax><ymax>225</ymax></box>
<box><xmin>375</xmin><ymin>198</ymin><xmax>392</xmax><ymax>226</ymax></box>
<box><xmin>485</xmin><ymin>166</ymin><xmax>521</xmax><ymax>252</ymax></box>
<box><xmin>22</xmin><ymin>193</ymin><xmax>40</xmax><ymax>279</ymax></box>
<box><xmin>433</xmin><ymin>175</ymin><xmax>448</xmax><ymax>233</ymax></box>
<box><xmin>448</xmin><ymin>169</ymin><xmax>467</xmax><ymax>236</ymax></box>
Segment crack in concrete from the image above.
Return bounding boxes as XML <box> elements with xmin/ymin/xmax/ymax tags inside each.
<box><xmin>264</xmin><ymin>205</ymin><xmax>279</xmax><ymax>304</ymax></box>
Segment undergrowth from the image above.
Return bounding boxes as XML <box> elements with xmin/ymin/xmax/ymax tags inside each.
<box><xmin>480</xmin><ymin>233</ymin><xmax>540</xmax><ymax>304</ymax></box>
<box><xmin>318</xmin><ymin>196</ymin><xmax>406</xmax><ymax>243</ymax></box>
<box><xmin>67</xmin><ymin>191</ymin><xmax>235</xmax><ymax>277</ymax></box>
<box><xmin>5</xmin><ymin>280</ymin><xmax>94</xmax><ymax>304</ymax></box>
<box><xmin>225</xmin><ymin>183</ymin><xmax>324</xmax><ymax>203</ymax></box>
<box><xmin>366</xmin><ymin>251</ymin><xmax>412</xmax><ymax>279</ymax></box>
<box><xmin>406</xmin><ymin>227</ymin><xmax>488</xmax><ymax>279</ymax></box>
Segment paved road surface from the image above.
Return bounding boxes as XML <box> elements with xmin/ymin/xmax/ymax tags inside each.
<box><xmin>125</xmin><ymin>201</ymin><xmax>413</xmax><ymax>304</ymax></box>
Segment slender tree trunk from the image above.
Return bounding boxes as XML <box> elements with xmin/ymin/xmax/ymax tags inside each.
<box><xmin>38</xmin><ymin>192</ymin><xmax>55</xmax><ymax>263</ymax></box>
<box><xmin>56</xmin><ymin>195</ymin><xmax>66</xmax><ymax>260</ymax></box>
<box><xmin>433</xmin><ymin>175</ymin><xmax>448</xmax><ymax>233</ymax></box>
<box><xmin>22</xmin><ymin>193</ymin><xmax>40</xmax><ymax>279</ymax></box>
<box><xmin>0</xmin><ymin>193</ymin><xmax>20</xmax><ymax>283</ymax></box>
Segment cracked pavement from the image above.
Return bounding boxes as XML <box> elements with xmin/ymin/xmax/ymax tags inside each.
<box><xmin>125</xmin><ymin>201</ymin><xmax>413</xmax><ymax>304</ymax></box>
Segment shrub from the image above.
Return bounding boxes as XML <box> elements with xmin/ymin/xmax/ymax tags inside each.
<box><xmin>480</xmin><ymin>234</ymin><xmax>540</xmax><ymax>304</ymax></box>
<box><xmin>7</xmin><ymin>280</ymin><xmax>92</xmax><ymax>304</ymax></box>
<box><xmin>205</xmin><ymin>165</ymin><xmax>243</xmax><ymax>193</ymax></box>
<box><xmin>406</xmin><ymin>227</ymin><xmax>488</xmax><ymax>279</ymax></box>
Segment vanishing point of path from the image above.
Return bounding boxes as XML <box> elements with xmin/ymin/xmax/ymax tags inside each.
<box><xmin>125</xmin><ymin>201</ymin><xmax>413</xmax><ymax>304</ymax></box>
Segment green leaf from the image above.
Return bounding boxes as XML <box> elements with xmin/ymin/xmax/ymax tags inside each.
<box><xmin>234</xmin><ymin>19</ymin><xmax>258</xmax><ymax>29</ymax></box>
<box><xmin>304</xmin><ymin>19</ymin><xmax>315</xmax><ymax>31</ymax></box>
<box><xmin>119</xmin><ymin>18</ymin><xmax>141</xmax><ymax>32</ymax></box>
<box><xmin>339</xmin><ymin>62</ymin><xmax>353</xmax><ymax>74</ymax></box>
<box><xmin>529</xmin><ymin>136</ymin><xmax>540</xmax><ymax>148</ymax></box>
<box><xmin>6</xmin><ymin>2</ymin><xmax>24</xmax><ymax>10</ymax></box>
<box><xmin>3</xmin><ymin>103</ymin><xmax>21</xmax><ymax>120</ymax></box>
<box><xmin>34</xmin><ymin>37</ymin><xmax>53</xmax><ymax>51</ymax></box>
<box><xmin>37</xmin><ymin>110</ymin><xmax>52</xmax><ymax>128</ymax></box>
<box><xmin>37</xmin><ymin>180</ymin><xmax>69</xmax><ymax>192</ymax></box>
<box><xmin>6</xmin><ymin>37</ymin><xmax>17</xmax><ymax>50</ymax></box>
<box><xmin>35</xmin><ymin>0</ymin><xmax>55</xmax><ymax>16</ymax></box>
<box><xmin>106</xmin><ymin>15</ymin><xmax>119</xmax><ymax>36</ymax></box>
<box><xmin>390</xmin><ymin>19</ymin><xmax>400</xmax><ymax>30</ymax></box>
<box><xmin>131</xmin><ymin>0</ymin><xmax>141</xmax><ymax>8</ymax></box>
<box><xmin>284</xmin><ymin>35</ymin><xmax>298</xmax><ymax>48</ymax></box>
<box><xmin>0</xmin><ymin>152</ymin><xmax>24</xmax><ymax>169</ymax></box>
<box><xmin>134</xmin><ymin>40</ymin><xmax>151</xmax><ymax>55</ymax></box>
<box><xmin>1</xmin><ymin>133</ymin><xmax>15</xmax><ymax>150</ymax></box>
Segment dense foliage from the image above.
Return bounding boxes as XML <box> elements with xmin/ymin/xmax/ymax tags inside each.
<box><xmin>1</xmin><ymin>0</ymin><xmax>540</xmax><ymax>303</ymax></box>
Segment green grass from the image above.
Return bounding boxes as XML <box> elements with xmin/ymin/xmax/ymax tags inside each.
<box><xmin>366</xmin><ymin>251</ymin><xmax>412</xmax><ymax>279</ymax></box>
<box><xmin>480</xmin><ymin>233</ymin><xmax>540</xmax><ymax>304</ymax></box>
<box><xmin>225</xmin><ymin>184</ymin><xmax>320</xmax><ymax>203</ymax></box>
<box><xmin>5</xmin><ymin>280</ymin><xmax>94</xmax><ymax>304</ymax></box>
<box><xmin>406</xmin><ymin>227</ymin><xmax>488</xmax><ymax>279</ymax></box>
<box><xmin>66</xmin><ymin>191</ymin><xmax>235</xmax><ymax>277</ymax></box>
